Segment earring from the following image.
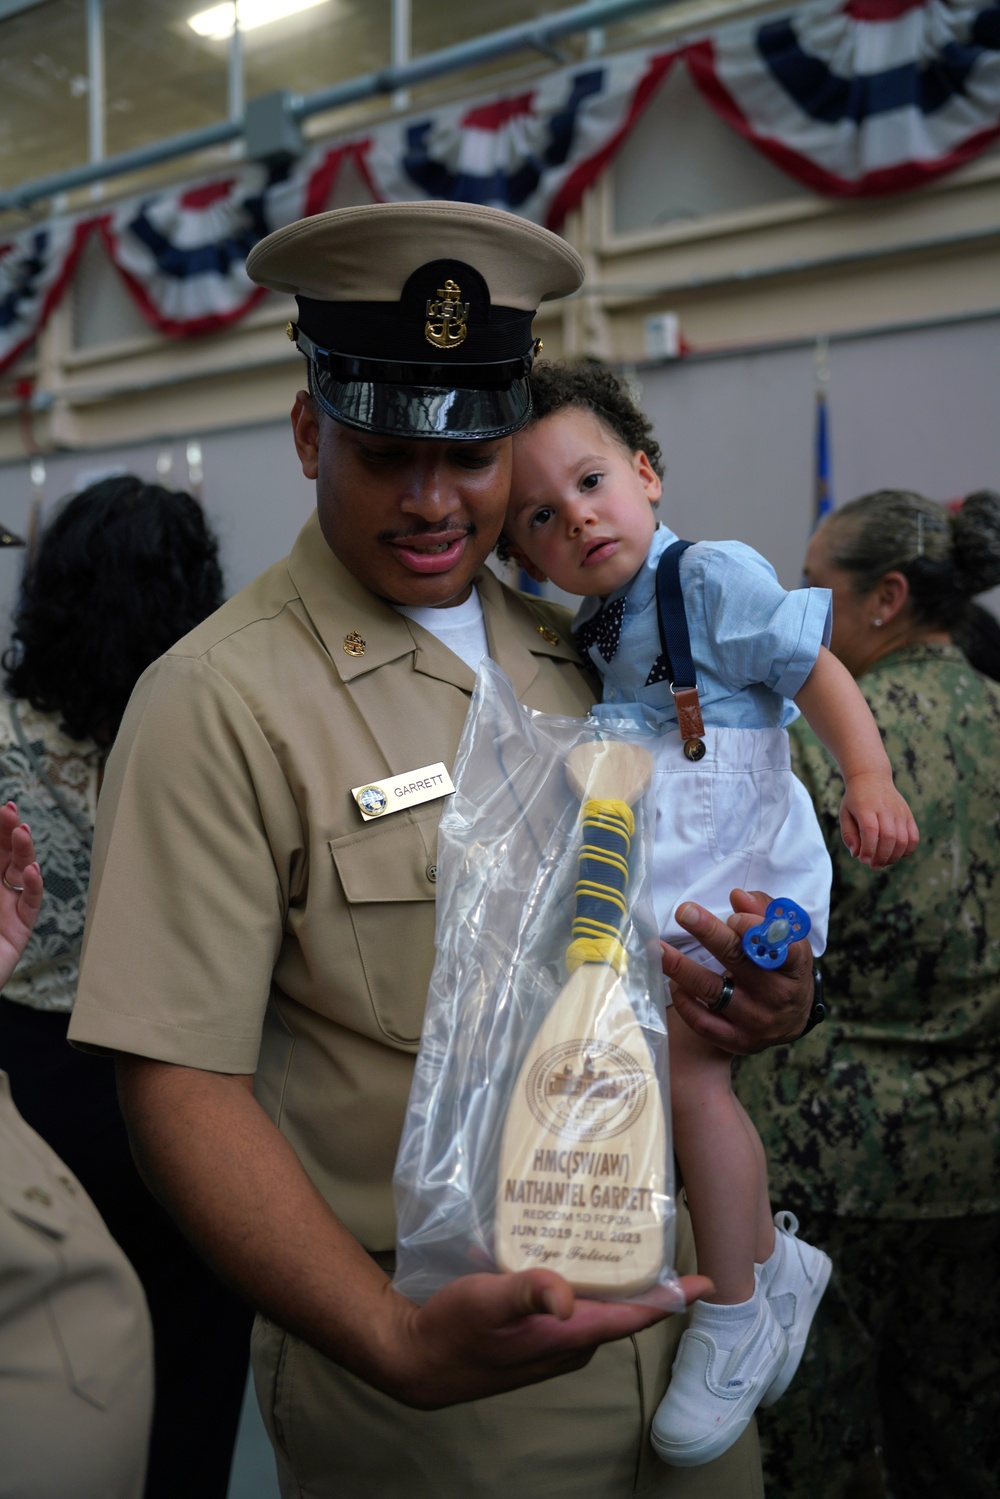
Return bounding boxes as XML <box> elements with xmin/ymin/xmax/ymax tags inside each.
<box><xmin>872</xmin><ymin>618</ymin><xmax>883</xmax><ymax>628</ymax></box>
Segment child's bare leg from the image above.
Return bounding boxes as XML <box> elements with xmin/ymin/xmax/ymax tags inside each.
<box><xmin>667</xmin><ymin>1005</ymin><xmax>769</xmax><ymax>1304</ymax></box>
<box><xmin>732</xmin><ymin>1090</ymin><xmax>777</xmax><ymax>1265</ymax></box>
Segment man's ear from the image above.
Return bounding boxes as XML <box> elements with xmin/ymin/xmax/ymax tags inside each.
<box><xmin>291</xmin><ymin>391</ymin><xmax>320</xmax><ymax>480</ymax></box>
<box><xmin>502</xmin><ymin>537</ymin><xmax>548</xmax><ymax>584</ymax></box>
<box><xmin>633</xmin><ymin>449</ymin><xmax>663</xmax><ymax>505</ymax></box>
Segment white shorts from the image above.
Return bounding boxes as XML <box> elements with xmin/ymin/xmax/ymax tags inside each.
<box><xmin>649</xmin><ymin>724</ymin><xmax>831</xmax><ymax>973</ymax></box>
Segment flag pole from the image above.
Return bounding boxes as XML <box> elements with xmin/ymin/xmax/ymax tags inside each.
<box><xmin>24</xmin><ymin>459</ymin><xmax>46</xmax><ymax>568</ymax></box>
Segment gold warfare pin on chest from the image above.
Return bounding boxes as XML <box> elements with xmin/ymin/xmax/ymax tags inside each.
<box><xmin>425</xmin><ymin>279</ymin><xmax>469</xmax><ymax>351</ymax></box>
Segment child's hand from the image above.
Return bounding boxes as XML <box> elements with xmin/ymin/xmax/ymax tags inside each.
<box><xmin>839</xmin><ymin>771</ymin><xmax>919</xmax><ymax>868</ymax></box>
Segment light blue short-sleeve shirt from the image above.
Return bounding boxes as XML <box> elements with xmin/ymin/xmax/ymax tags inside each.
<box><xmin>574</xmin><ymin>523</ymin><xmax>832</xmax><ymax>731</ymax></box>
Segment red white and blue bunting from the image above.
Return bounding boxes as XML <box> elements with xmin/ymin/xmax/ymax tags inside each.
<box><xmin>364</xmin><ymin>48</ymin><xmax>677</xmax><ymax>228</ymax></box>
<box><xmin>93</xmin><ymin>141</ymin><xmax>373</xmax><ymax>337</ymax></box>
<box><xmin>0</xmin><ymin>140</ymin><xmax>372</xmax><ymax>371</ymax></box>
<box><xmin>686</xmin><ymin>0</ymin><xmax>1000</xmax><ymax>195</ymax></box>
<box><xmin>2</xmin><ymin>0</ymin><xmax>998</xmax><ymax>378</ymax></box>
<box><xmin>0</xmin><ymin>218</ymin><xmax>94</xmax><ymax>375</ymax></box>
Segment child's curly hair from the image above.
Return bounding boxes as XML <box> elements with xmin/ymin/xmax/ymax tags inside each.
<box><xmin>497</xmin><ymin>358</ymin><xmax>663</xmax><ymax>563</ymax></box>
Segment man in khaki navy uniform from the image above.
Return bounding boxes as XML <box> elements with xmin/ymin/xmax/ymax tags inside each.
<box><xmin>70</xmin><ymin>202</ymin><xmax>814</xmax><ymax>1499</ymax></box>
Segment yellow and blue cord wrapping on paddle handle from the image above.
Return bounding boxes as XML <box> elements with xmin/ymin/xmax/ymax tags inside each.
<box><xmin>565</xmin><ymin>798</ymin><xmax>634</xmax><ymax>977</ymax></box>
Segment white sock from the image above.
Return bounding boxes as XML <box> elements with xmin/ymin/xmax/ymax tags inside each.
<box><xmin>688</xmin><ymin>1286</ymin><xmax>761</xmax><ymax>1354</ymax></box>
<box><xmin>756</xmin><ymin>1230</ymin><xmax>784</xmax><ymax>1292</ymax></box>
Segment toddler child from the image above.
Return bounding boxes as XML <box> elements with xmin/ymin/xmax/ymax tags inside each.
<box><xmin>499</xmin><ymin>359</ymin><xmax>918</xmax><ymax>1469</ymax></box>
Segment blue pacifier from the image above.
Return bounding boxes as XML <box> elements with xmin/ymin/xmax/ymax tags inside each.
<box><xmin>742</xmin><ymin>898</ymin><xmax>811</xmax><ymax>969</ymax></box>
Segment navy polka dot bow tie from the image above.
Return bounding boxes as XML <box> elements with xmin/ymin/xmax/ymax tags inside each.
<box><xmin>574</xmin><ymin>594</ymin><xmax>672</xmax><ymax>685</ymax></box>
<box><xmin>572</xmin><ymin>595</ymin><xmax>626</xmax><ymax>662</ymax></box>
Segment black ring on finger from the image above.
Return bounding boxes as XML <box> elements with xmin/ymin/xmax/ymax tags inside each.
<box><xmin>709</xmin><ymin>975</ymin><xmax>735</xmax><ymax>1014</ymax></box>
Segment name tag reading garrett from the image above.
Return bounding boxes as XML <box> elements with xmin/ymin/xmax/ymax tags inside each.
<box><xmin>352</xmin><ymin>762</ymin><xmax>455</xmax><ymax>821</ymax></box>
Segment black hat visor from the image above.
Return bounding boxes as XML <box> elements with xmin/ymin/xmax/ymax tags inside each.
<box><xmin>304</xmin><ymin>339</ymin><xmax>534</xmax><ymax>441</ymax></box>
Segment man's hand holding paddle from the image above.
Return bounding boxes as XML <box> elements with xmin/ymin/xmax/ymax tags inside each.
<box><xmin>392</xmin><ymin>1266</ymin><xmax>713</xmax><ymax>1408</ymax></box>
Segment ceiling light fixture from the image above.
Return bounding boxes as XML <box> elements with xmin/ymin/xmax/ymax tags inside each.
<box><xmin>187</xmin><ymin>0</ymin><xmax>329</xmax><ymax>42</ymax></box>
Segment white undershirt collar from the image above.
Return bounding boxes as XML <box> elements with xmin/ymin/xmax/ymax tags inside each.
<box><xmin>393</xmin><ymin>587</ymin><xmax>490</xmax><ymax>675</ymax></box>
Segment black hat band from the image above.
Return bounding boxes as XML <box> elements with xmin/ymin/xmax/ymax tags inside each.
<box><xmin>295</xmin><ymin>288</ymin><xmax>534</xmax><ymax>367</ymax></box>
<box><xmin>295</xmin><ymin>327</ymin><xmax>538</xmax><ymax>391</ymax></box>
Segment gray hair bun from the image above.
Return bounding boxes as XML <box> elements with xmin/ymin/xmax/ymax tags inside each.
<box><xmin>952</xmin><ymin>490</ymin><xmax>1000</xmax><ymax>595</ymax></box>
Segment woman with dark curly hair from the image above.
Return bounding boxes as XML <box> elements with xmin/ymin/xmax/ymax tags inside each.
<box><xmin>0</xmin><ymin>476</ymin><xmax>253</xmax><ymax>1499</ymax></box>
<box><xmin>4</xmin><ymin>474</ymin><xmax>225</xmax><ymax>743</ymax></box>
<box><xmin>737</xmin><ymin>488</ymin><xmax>1000</xmax><ymax>1499</ymax></box>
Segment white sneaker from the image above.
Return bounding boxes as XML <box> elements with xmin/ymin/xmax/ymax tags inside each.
<box><xmin>758</xmin><ymin>1209</ymin><xmax>832</xmax><ymax>1408</ymax></box>
<box><xmin>650</xmin><ymin>1275</ymin><xmax>787</xmax><ymax>1468</ymax></box>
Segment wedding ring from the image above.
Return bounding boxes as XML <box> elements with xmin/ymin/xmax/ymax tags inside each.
<box><xmin>709</xmin><ymin>975</ymin><xmax>735</xmax><ymax>1014</ymax></box>
<box><xmin>2</xmin><ymin>871</ymin><xmax>25</xmax><ymax>893</ymax></box>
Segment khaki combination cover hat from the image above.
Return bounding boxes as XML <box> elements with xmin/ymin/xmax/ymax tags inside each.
<box><xmin>246</xmin><ymin>200</ymin><xmax>584</xmax><ymax>440</ymax></box>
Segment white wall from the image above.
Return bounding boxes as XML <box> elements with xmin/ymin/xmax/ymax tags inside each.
<box><xmin>636</xmin><ymin>314</ymin><xmax>1000</xmax><ymax>590</ymax></box>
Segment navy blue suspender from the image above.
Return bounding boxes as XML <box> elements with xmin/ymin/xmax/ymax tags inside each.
<box><xmin>654</xmin><ymin>539</ymin><xmax>706</xmax><ymax>761</ymax></box>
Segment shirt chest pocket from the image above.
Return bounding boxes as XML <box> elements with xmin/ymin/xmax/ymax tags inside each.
<box><xmin>328</xmin><ymin>807</ymin><xmax>440</xmax><ymax>1045</ymax></box>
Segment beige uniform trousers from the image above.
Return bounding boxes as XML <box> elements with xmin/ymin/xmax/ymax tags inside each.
<box><xmin>0</xmin><ymin>1072</ymin><xmax>153</xmax><ymax>1499</ymax></box>
<box><xmin>252</xmin><ymin>1212</ymin><xmax>762</xmax><ymax>1499</ymax></box>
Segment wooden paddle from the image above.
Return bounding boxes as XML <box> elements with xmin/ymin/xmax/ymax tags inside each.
<box><xmin>494</xmin><ymin>740</ymin><xmax>669</xmax><ymax>1297</ymax></box>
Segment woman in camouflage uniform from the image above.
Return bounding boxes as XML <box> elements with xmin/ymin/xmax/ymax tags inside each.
<box><xmin>736</xmin><ymin>489</ymin><xmax>1000</xmax><ymax>1499</ymax></box>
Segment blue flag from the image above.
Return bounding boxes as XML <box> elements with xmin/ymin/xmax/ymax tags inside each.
<box><xmin>814</xmin><ymin>387</ymin><xmax>834</xmax><ymax>530</ymax></box>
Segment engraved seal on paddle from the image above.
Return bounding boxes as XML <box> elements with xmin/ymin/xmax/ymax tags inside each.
<box><xmin>525</xmin><ymin>1040</ymin><xmax>647</xmax><ymax>1142</ymax></box>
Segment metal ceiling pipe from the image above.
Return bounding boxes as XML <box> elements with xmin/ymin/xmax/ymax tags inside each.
<box><xmin>86</xmin><ymin>0</ymin><xmax>105</xmax><ymax>173</ymax></box>
<box><xmin>229</xmin><ymin>6</ymin><xmax>245</xmax><ymax>126</ymax></box>
<box><xmin>295</xmin><ymin>0</ymin><xmax>674</xmax><ymax>117</ymax></box>
<box><xmin>0</xmin><ymin>120</ymin><xmax>242</xmax><ymax>215</ymax></box>
<box><xmin>0</xmin><ymin>0</ymin><xmax>682</xmax><ymax>214</ymax></box>
<box><xmin>391</xmin><ymin>0</ymin><xmax>411</xmax><ymax>111</ymax></box>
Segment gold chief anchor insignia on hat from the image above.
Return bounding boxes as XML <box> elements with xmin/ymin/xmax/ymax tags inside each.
<box><xmin>244</xmin><ymin>202</ymin><xmax>584</xmax><ymax>442</ymax></box>
<box><xmin>425</xmin><ymin>278</ymin><xmax>469</xmax><ymax>350</ymax></box>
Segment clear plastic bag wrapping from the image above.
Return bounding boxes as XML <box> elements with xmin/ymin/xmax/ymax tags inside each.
<box><xmin>393</xmin><ymin>658</ymin><xmax>682</xmax><ymax>1310</ymax></box>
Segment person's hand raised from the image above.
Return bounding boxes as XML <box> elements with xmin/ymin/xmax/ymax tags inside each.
<box><xmin>0</xmin><ymin>801</ymin><xmax>42</xmax><ymax>989</ymax></box>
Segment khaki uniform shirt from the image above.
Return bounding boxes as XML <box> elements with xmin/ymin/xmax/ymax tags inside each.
<box><xmin>0</xmin><ymin>1071</ymin><xmax>152</xmax><ymax>1499</ymax></box>
<box><xmin>70</xmin><ymin>513</ymin><xmax>593</xmax><ymax>1248</ymax></box>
